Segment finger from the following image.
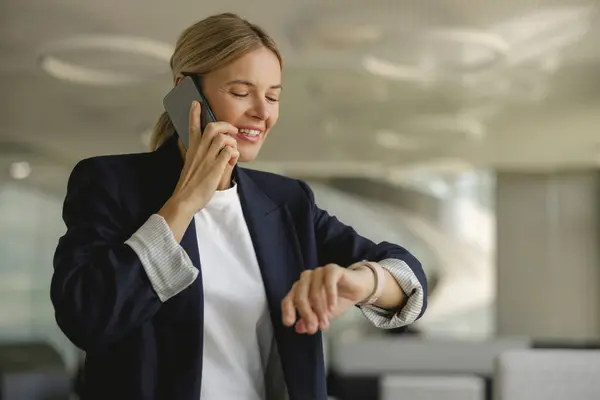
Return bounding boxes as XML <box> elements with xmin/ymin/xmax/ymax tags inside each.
<box><xmin>216</xmin><ymin>146</ymin><xmax>240</xmax><ymax>169</ymax></box>
<box><xmin>294</xmin><ymin>271</ymin><xmax>319</xmax><ymax>334</ymax></box>
<box><xmin>281</xmin><ymin>284</ymin><xmax>297</xmax><ymax>327</ymax></box>
<box><xmin>317</xmin><ymin>290</ymin><xmax>330</xmax><ymax>330</ymax></box>
<box><xmin>207</xmin><ymin>133</ymin><xmax>238</xmax><ymax>160</ymax></box>
<box><xmin>188</xmin><ymin>100</ymin><xmax>201</xmax><ymax>146</ymax></box>
<box><xmin>319</xmin><ymin>289</ymin><xmax>331</xmax><ymax>330</ymax></box>
<box><xmin>202</xmin><ymin>121</ymin><xmax>239</xmax><ymax>142</ymax></box>
<box><xmin>295</xmin><ymin>319</ymin><xmax>308</xmax><ymax>334</ymax></box>
<box><xmin>324</xmin><ymin>264</ymin><xmax>341</xmax><ymax>313</ymax></box>
<box><xmin>308</xmin><ymin>268</ymin><xmax>329</xmax><ymax>329</ymax></box>
<box><xmin>199</xmin><ymin>122</ymin><xmax>237</xmax><ymax>157</ymax></box>
<box><xmin>228</xmin><ymin>149</ymin><xmax>240</xmax><ymax>166</ymax></box>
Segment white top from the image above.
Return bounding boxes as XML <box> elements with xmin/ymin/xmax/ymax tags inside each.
<box><xmin>195</xmin><ymin>184</ymin><xmax>273</xmax><ymax>400</ymax></box>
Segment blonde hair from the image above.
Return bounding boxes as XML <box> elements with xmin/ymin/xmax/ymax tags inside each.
<box><xmin>150</xmin><ymin>13</ymin><xmax>282</xmax><ymax>150</ymax></box>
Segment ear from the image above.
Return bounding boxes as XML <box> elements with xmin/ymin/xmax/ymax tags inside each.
<box><xmin>174</xmin><ymin>75</ymin><xmax>183</xmax><ymax>86</ymax></box>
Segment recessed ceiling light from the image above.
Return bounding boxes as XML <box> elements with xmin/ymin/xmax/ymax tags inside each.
<box><xmin>491</xmin><ymin>5</ymin><xmax>592</xmax><ymax>67</ymax></box>
<box><xmin>375</xmin><ymin>130</ymin><xmax>421</xmax><ymax>150</ymax></box>
<box><xmin>10</xmin><ymin>161</ymin><xmax>31</xmax><ymax>180</ymax></box>
<box><xmin>363</xmin><ymin>28</ymin><xmax>509</xmax><ymax>82</ymax></box>
<box><xmin>426</xmin><ymin>28</ymin><xmax>510</xmax><ymax>70</ymax></box>
<box><xmin>362</xmin><ymin>54</ymin><xmax>432</xmax><ymax>84</ymax></box>
<box><xmin>38</xmin><ymin>35</ymin><xmax>173</xmax><ymax>86</ymax></box>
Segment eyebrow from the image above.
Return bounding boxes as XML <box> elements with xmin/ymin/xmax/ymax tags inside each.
<box><xmin>225</xmin><ymin>79</ymin><xmax>282</xmax><ymax>90</ymax></box>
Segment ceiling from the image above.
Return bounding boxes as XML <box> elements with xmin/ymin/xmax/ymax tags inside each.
<box><xmin>1</xmin><ymin>0</ymin><xmax>600</xmax><ymax>195</ymax></box>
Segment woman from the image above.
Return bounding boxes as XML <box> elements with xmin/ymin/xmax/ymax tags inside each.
<box><xmin>51</xmin><ymin>12</ymin><xmax>427</xmax><ymax>400</ymax></box>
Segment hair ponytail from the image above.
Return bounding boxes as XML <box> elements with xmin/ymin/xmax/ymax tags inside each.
<box><xmin>149</xmin><ymin>111</ymin><xmax>175</xmax><ymax>151</ymax></box>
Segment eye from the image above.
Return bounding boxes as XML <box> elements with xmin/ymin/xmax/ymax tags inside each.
<box><xmin>231</xmin><ymin>92</ymin><xmax>248</xmax><ymax>98</ymax></box>
<box><xmin>266</xmin><ymin>96</ymin><xmax>279</xmax><ymax>103</ymax></box>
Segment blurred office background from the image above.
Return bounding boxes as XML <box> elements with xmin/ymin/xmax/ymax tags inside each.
<box><xmin>1</xmin><ymin>0</ymin><xmax>600</xmax><ymax>399</ymax></box>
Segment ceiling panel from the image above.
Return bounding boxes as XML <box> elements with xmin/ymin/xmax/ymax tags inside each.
<box><xmin>0</xmin><ymin>0</ymin><xmax>599</xmax><ymax>195</ymax></box>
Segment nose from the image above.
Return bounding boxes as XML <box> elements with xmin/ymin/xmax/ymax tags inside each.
<box><xmin>249</xmin><ymin>100</ymin><xmax>269</xmax><ymax>121</ymax></box>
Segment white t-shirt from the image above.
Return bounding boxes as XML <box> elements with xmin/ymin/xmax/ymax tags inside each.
<box><xmin>195</xmin><ymin>184</ymin><xmax>274</xmax><ymax>400</ymax></box>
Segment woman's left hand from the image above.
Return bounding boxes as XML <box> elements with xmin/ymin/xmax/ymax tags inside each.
<box><xmin>281</xmin><ymin>264</ymin><xmax>375</xmax><ymax>334</ymax></box>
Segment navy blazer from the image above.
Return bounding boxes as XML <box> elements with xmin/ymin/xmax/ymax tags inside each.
<box><xmin>51</xmin><ymin>134</ymin><xmax>427</xmax><ymax>400</ymax></box>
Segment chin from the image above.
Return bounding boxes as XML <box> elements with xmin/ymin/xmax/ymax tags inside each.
<box><xmin>236</xmin><ymin>137</ymin><xmax>266</xmax><ymax>163</ymax></box>
<box><xmin>237</xmin><ymin>152</ymin><xmax>259</xmax><ymax>163</ymax></box>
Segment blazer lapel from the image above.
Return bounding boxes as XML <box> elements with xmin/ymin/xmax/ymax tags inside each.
<box><xmin>236</xmin><ymin>167</ymin><xmax>319</xmax><ymax>399</ymax></box>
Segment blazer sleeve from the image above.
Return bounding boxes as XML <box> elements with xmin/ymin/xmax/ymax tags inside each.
<box><xmin>297</xmin><ymin>180</ymin><xmax>428</xmax><ymax>323</ymax></box>
<box><xmin>51</xmin><ymin>159</ymin><xmax>197</xmax><ymax>352</ymax></box>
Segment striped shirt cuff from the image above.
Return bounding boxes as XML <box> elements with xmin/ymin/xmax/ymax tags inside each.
<box><xmin>359</xmin><ymin>258</ymin><xmax>424</xmax><ymax>329</ymax></box>
<box><xmin>125</xmin><ymin>214</ymin><xmax>198</xmax><ymax>302</ymax></box>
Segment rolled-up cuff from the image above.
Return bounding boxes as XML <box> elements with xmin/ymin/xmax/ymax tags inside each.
<box><xmin>359</xmin><ymin>258</ymin><xmax>424</xmax><ymax>329</ymax></box>
<box><xmin>125</xmin><ymin>214</ymin><xmax>198</xmax><ymax>302</ymax></box>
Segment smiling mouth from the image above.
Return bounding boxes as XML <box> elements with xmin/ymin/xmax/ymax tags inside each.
<box><xmin>238</xmin><ymin>128</ymin><xmax>261</xmax><ymax>137</ymax></box>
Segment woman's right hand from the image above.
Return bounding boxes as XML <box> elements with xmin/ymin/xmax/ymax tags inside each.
<box><xmin>158</xmin><ymin>100</ymin><xmax>239</xmax><ymax>241</ymax></box>
<box><xmin>173</xmin><ymin>100</ymin><xmax>240</xmax><ymax>212</ymax></box>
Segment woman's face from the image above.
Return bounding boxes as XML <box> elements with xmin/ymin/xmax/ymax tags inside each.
<box><xmin>199</xmin><ymin>46</ymin><xmax>282</xmax><ymax>163</ymax></box>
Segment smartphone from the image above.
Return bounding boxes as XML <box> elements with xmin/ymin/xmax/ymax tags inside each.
<box><xmin>163</xmin><ymin>74</ymin><xmax>216</xmax><ymax>149</ymax></box>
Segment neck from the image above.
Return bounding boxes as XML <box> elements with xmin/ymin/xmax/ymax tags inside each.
<box><xmin>178</xmin><ymin>138</ymin><xmax>234</xmax><ymax>191</ymax></box>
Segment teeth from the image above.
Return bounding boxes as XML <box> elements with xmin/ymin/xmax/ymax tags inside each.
<box><xmin>239</xmin><ymin>128</ymin><xmax>260</xmax><ymax>136</ymax></box>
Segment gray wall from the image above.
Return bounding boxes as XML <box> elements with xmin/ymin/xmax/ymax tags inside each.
<box><xmin>496</xmin><ymin>171</ymin><xmax>600</xmax><ymax>340</ymax></box>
